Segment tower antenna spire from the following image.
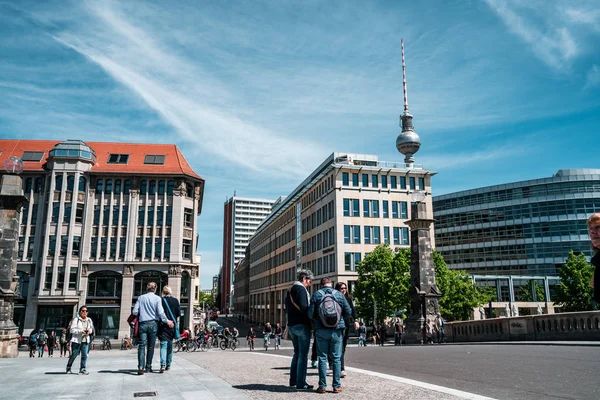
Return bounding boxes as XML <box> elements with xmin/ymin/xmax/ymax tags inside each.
<box><xmin>402</xmin><ymin>38</ymin><xmax>409</xmax><ymax>113</ymax></box>
<box><xmin>396</xmin><ymin>39</ymin><xmax>421</xmax><ymax>168</ymax></box>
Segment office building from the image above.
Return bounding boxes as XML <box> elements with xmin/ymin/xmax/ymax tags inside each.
<box><xmin>2</xmin><ymin>139</ymin><xmax>204</xmax><ymax>338</ymax></box>
<box><xmin>221</xmin><ymin>196</ymin><xmax>274</xmax><ymax>311</ymax></box>
<box><xmin>245</xmin><ymin>152</ymin><xmax>434</xmax><ymax>325</ymax></box>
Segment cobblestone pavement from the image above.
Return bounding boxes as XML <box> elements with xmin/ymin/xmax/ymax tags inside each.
<box><xmin>177</xmin><ymin>349</ymin><xmax>479</xmax><ymax>400</ymax></box>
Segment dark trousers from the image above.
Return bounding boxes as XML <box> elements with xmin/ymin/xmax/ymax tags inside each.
<box><xmin>395</xmin><ymin>332</ymin><xmax>402</xmax><ymax>345</ymax></box>
<box><xmin>340</xmin><ymin>328</ymin><xmax>350</xmax><ymax>371</ymax></box>
<box><xmin>60</xmin><ymin>342</ymin><xmax>68</xmax><ymax>356</ymax></box>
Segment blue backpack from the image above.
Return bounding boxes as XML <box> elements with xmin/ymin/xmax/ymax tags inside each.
<box><xmin>318</xmin><ymin>292</ymin><xmax>342</xmax><ymax>328</ymax></box>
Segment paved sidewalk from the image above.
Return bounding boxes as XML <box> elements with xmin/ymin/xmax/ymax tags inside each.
<box><xmin>0</xmin><ymin>349</ymin><xmax>248</xmax><ymax>400</ymax></box>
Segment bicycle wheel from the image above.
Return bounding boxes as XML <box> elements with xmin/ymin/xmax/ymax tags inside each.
<box><xmin>174</xmin><ymin>341</ymin><xmax>181</xmax><ymax>353</ymax></box>
<box><xmin>219</xmin><ymin>340</ymin><xmax>227</xmax><ymax>350</ymax></box>
<box><xmin>231</xmin><ymin>341</ymin><xmax>236</xmax><ymax>351</ymax></box>
<box><xmin>200</xmin><ymin>342</ymin><xmax>207</xmax><ymax>352</ymax></box>
<box><xmin>107</xmin><ymin>342</ymin><xmax>111</xmax><ymax>350</ymax></box>
<box><xmin>186</xmin><ymin>341</ymin><xmax>197</xmax><ymax>352</ymax></box>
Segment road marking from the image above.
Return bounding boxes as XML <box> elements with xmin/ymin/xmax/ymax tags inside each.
<box><xmin>254</xmin><ymin>352</ymin><xmax>497</xmax><ymax>400</ymax></box>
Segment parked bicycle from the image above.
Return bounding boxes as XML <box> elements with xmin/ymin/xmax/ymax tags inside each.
<box><xmin>120</xmin><ymin>336</ymin><xmax>132</xmax><ymax>350</ymax></box>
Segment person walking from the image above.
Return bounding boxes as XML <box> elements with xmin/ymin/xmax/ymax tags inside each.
<box><xmin>334</xmin><ymin>282</ymin><xmax>358</xmax><ymax>378</ymax></box>
<box><xmin>37</xmin><ymin>329</ymin><xmax>47</xmax><ymax>357</ymax></box>
<box><xmin>59</xmin><ymin>329</ymin><xmax>69</xmax><ymax>357</ymax></box>
<box><xmin>66</xmin><ymin>306</ymin><xmax>95</xmax><ymax>375</ymax></box>
<box><xmin>435</xmin><ymin>313</ymin><xmax>445</xmax><ymax>343</ymax></box>
<box><xmin>132</xmin><ymin>282</ymin><xmax>174</xmax><ymax>375</ymax></box>
<box><xmin>358</xmin><ymin>322</ymin><xmax>367</xmax><ymax>346</ymax></box>
<box><xmin>28</xmin><ymin>330</ymin><xmax>37</xmax><ymax>358</ymax></box>
<box><xmin>47</xmin><ymin>331</ymin><xmax>57</xmax><ymax>357</ymax></box>
<box><xmin>588</xmin><ymin>213</ymin><xmax>600</xmax><ymax>302</ymax></box>
<box><xmin>394</xmin><ymin>317</ymin><xmax>403</xmax><ymax>345</ymax></box>
<box><xmin>309</xmin><ymin>277</ymin><xmax>352</xmax><ymax>394</ymax></box>
<box><xmin>158</xmin><ymin>285</ymin><xmax>180</xmax><ymax>374</ymax></box>
<box><xmin>285</xmin><ymin>269</ymin><xmax>314</xmax><ymax>391</ymax></box>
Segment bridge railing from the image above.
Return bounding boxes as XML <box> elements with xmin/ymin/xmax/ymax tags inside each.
<box><xmin>447</xmin><ymin>311</ymin><xmax>600</xmax><ymax>342</ymax></box>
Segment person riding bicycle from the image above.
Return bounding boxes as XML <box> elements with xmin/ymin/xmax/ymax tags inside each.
<box><xmin>263</xmin><ymin>322</ymin><xmax>273</xmax><ymax>348</ymax></box>
<box><xmin>246</xmin><ymin>326</ymin><xmax>256</xmax><ymax>350</ymax></box>
<box><xmin>222</xmin><ymin>327</ymin><xmax>232</xmax><ymax>346</ymax></box>
<box><xmin>274</xmin><ymin>322</ymin><xmax>282</xmax><ymax>350</ymax></box>
<box><xmin>232</xmin><ymin>327</ymin><xmax>239</xmax><ymax>345</ymax></box>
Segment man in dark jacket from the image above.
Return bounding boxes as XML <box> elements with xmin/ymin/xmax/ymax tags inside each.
<box><xmin>158</xmin><ymin>286</ymin><xmax>180</xmax><ymax>373</ymax></box>
<box><xmin>285</xmin><ymin>269</ymin><xmax>314</xmax><ymax>391</ymax></box>
<box><xmin>309</xmin><ymin>277</ymin><xmax>352</xmax><ymax>394</ymax></box>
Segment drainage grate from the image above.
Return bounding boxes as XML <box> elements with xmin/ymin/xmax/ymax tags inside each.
<box><xmin>133</xmin><ymin>392</ymin><xmax>158</xmax><ymax>397</ymax></box>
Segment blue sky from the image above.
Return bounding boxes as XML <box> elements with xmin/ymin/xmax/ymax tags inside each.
<box><xmin>1</xmin><ymin>0</ymin><xmax>599</xmax><ymax>288</ymax></box>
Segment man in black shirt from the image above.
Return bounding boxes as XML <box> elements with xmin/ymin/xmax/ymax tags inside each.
<box><xmin>286</xmin><ymin>269</ymin><xmax>314</xmax><ymax>391</ymax></box>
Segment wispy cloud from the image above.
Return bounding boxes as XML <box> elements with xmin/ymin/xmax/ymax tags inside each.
<box><xmin>585</xmin><ymin>65</ymin><xmax>600</xmax><ymax>89</ymax></box>
<box><xmin>484</xmin><ymin>0</ymin><xmax>579</xmax><ymax>70</ymax></box>
<box><xmin>565</xmin><ymin>8</ymin><xmax>600</xmax><ymax>32</ymax></box>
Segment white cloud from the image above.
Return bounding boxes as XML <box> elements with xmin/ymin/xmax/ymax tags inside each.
<box><xmin>565</xmin><ymin>8</ymin><xmax>600</xmax><ymax>32</ymax></box>
<box><xmin>585</xmin><ymin>65</ymin><xmax>600</xmax><ymax>89</ymax></box>
<box><xmin>485</xmin><ymin>0</ymin><xmax>579</xmax><ymax>70</ymax></box>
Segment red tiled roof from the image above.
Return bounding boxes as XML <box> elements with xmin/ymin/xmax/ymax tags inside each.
<box><xmin>0</xmin><ymin>139</ymin><xmax>203</xmax><ymax>180</ymax></box>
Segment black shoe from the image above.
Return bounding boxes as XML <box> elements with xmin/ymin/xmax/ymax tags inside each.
<box><xmin>145</xmin><ymin>368</ymin><xmax>153</xmax><ymax>373</ymax></box>
<box><xmin>297</xmin><ymin>384</ymin><xmax>314</xmax><ymax>390</ymax></box>
<box><xmin>159</xmin><ymin>367</ymin><xmax>165</xmax><ymax>374</ymax></box>
<box><xmin>138</xmin><ymin>369</ymin><xmax>144</xmax><ymax>375</ymax></box>
<box><xmin>66</xmin><ymin>366</ymin><xmax>71</xmax><ymax>374</ymax></box>
<box><xmin>165</xmin><ymin>365</ymin><xmax>170</xmax><ymax>371</ymax></box>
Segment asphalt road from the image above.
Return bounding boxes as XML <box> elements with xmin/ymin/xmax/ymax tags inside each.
<box><xmin>276</xmin><ymin>343</ymin><xmax>599</xmax><ymax>400</ymax></box>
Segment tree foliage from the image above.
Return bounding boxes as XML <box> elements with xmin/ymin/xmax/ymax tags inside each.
<box><xmin>555</xmin><ymin>251</ymin><xmax>594</xmax><ymax>312</ymax></box>
<box><xmin>354</xmin><ymin>245</ymin><xmax>492</xmax><ymax>322</ymax></box>
<box><xmin>197</xmin><ymin>291</ymin><xmax>215</xmax><ymax>308</ymax></box>
<box><xmin>517</xmin><ymin>280</ymin><xmax>546</xmax><ymax>302</ymax></box>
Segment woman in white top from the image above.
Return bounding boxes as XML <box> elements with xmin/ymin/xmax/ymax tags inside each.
<box><xmin>66</xmin><ymin>306</ymin><xmax>95</xmax><ymax>375</ymax></box>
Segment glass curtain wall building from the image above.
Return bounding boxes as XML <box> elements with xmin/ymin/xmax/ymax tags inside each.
<box><xmin>433</xmin><ymin>169</ymin><xmax>600</xmax><ymax>278</ymax></box>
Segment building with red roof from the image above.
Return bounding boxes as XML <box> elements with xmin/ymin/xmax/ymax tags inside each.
<box><xmin>0</xmin><ymin>139</ymin><xmax>204</xmax><ymax>338</ymax></box>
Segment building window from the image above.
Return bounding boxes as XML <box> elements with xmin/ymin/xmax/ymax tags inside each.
<box><xmin>91</xmin><ymin>237</ymin><xmax>98</xmax><ymax>257</ymax></box>
<box><xmin>167</xmin><ymin>180</ymin><xmax>175</xmax><ymax>195</ymax></box>
<box><xmin>133</xmin><ymin>271</ymin><xmax>167</xmax><ymax>297</ymax></box>
<box><xmin>145</xmin><ymin>238</ymin><xmax>152</xmax><ymax>259</ymax></box>
<box><xmin>136</xmin><ymin>238</ymin><xmax>142</xmax><ymax>259</ymax></box>
<box><xmin>63</xmin><ymin>204</ymin><xmax>71</xmax><ymax>223</ymax></box>
<box><xmin>93</xmin><ymin>205</ymin><xmax>100</xmax><ymax>225</ymax></box>
<box><xmin>364</xmin><ymin>226</ymin><xmax>381</xmax><ymax>244</ymax></box>
<box><xmin>343</xmin><ymin>225</ymin><xmax>361</xmax><ymax>244</ymax></box>
<box><xmin>78</xmin><ymin>176</ymin><xmax>86</xmax><ymax>192</ymax></box>
<box><xmin>186</xmin><ymin>183</ymin><xmax>193</xmax><ymax>197</ymax></box>
<box><xmin>105</xmin><ymin>179</ymin><xmax>113</xmax><ymax>194</ymax></box>
<box><xmin>110</xmin><ymin>237</ymin><xmax>117</xmax><ymax>259</ymax></box>
<box><xmin>87</xmin><ymin>271</ymin><xmax>122</xmax><ymax>297</ymax></box>
<box><xmin>24</xmin><ymin>177</ymin><xmax>33</xmax><ymax>193</ymax></box>
<box><xmin>362</xmin><ymin>174</ymin><xmax>369</xmax><ymax>187</ymax></box>
<box><xmin>154</xmin><ymin>238</ymin><xmax>162</xmax><ymax>259</ymax></box>
<box><xmin>55</xmin><ymin>175</ymin><xmax>63</xmax><ymax>191</ymax></box>
<box><xmin>69</xmin><ymin>267</ymin><xmax>78</xmax><ymax>290</ymax></box>
<box><xmin>95</xmin><ymin>178</ymin><xmax>103</xmax><ymax>192</ymax></box>
<box><xmin>100</xmin><ymin>237</ymin><xmax>107</xmax><ymax>258</ymax></box>
<box><xmin>182</xmin><ymin>239</ymin><xmax>192</xmax><ymax>260</ymax></box>
<box><xmin>103</xmin><ymin>205</ymin><xmax>110</xmax><ymax>226</ymax></box>
<box><xmin>56</xmin><ymin>267</ymin><xmax>65</xmax><ymax>290</ymax></box>
<box><xmin>363</xmin><ymin>200</ymin><xmax>379</xmax><ymax>218</ymax></box>
<box><xmin>400</xmin><ymin>176</ymin><xmax>407</xmax><ymax>189</ymax></box>
<box><xmin>18</xmin><ymin>237</ymin><xmax>24</xmax><ymax>258</ymax></box>
<box><xmin>123</xmin><ymin>179</ymin><xmax>131</xmax><ymax>195</ymax></box>
<box><xmin>342</xmin><ymin>173</ymin><xmax>349</xmax><ymax>186</ymax></box>
<box><xmin>384</xmin><ymin>227</ymin><xmax>390</xmax><ymax>244</ymax></box>
<box><xmin>122</xmin><ymin>206</ymin><xmax>129</xmax><ymax>225</ymax></box>
<box><xmin>138</xmin><ymin>206</ymin><xmax>145</xmax><ymax>226</ymax></box>
<box><xmin>381</xmin><ymin>175</ymin><xmax>388</xmax><ymax>188</ymax></box>
<box><xmin>144</xmin><ymin>155</ymin><xmax>166</xmax><ymax>164</ymax></box>
<box><xmin>343</xmin><ymin>199</ymin><xmax>360</xmax><ymax>217</ymax></box>
<box><xmin>184</xmin><ymin>208</ymin><xmax>193</xmax><ymax>228</ymax></box>
<box><xmin>382</xmin><ymin>201</ymin><xmax>389</xmax><ymax>218</ymax></box>
<box><xmin>140</xmin><ymin>180</ymin><xmax>147</xmax><ymax>195</ymax></box>
<box><xmin>52</xmin><ymin>203</ymin><xmax>60</xmax><ymax>223</ymax></box>
<box><xmin>371</xmin><ymin>175</ymin><xmax>378</xmax><ymax>188</ymax></box>
<box><xmin>156</xmin><ymin>206</ymin><xmax>164</xmax><ymax>226</ymax></box>
<box><xmin>147</xmin><ymin>206</ymin><xmax>155</xmax><ymax>226</ymax></box>
<box><xmin>107</xmin><ymin>154</ymin><xmax>129</xmax><ymax>164</ymax></box>
<box><xmin>112</xmin><ymin>206</ymin><xmax>119</xmax><ymax>225</ymax></box>
<box><xmin>119</xmin><ymin>237</ymin><xmax>126</xmax><ymax>259</ymax></box>
<box><xmin>66</xmin><ymin>175</ymin><xmax>74</xmax><ymax>192</ymax></box>
<box><xmin>35</xmin><ymin>177</ymin><xmax>43</xmax><ymax>193</ymax></box>
<box><xmin>166</xmin><ymin>206</ymin><xmax>172</xmax><ymax>226</ymax></box>
<box><xmin>149</xmin><ymin>180</ymin><xmax>156</xmax><ymax>195</ymax></box>
<box><xmin>21</xmin><ymin>151</ymin><xmax>44</xmax><ymax>162</ymax></box>
<box><xmin>391</xmin><ymin>201</ymin><xmax>408</xmax><ymax>219</ymax></box>
<box><xmin>418</xmin><ymin>177</ymin><xmax>425</xmax><ymax>190</ymax></box>
<box><xmin>49</xmin><ymin>236</ymin><xmax>57</xmax><ymax>256</ymax></box>
<box><xmin>344</xmin><ymin>252</ymin><xmax>361</xmax><ymax>271</ymax></box>
<box><xmin>44</xmin><ymin>267</ymin><xmax>52</xmax><ymax>290</ymax></box>
<box><xmin>75</xmin><ymin>204</ymin><xmax>84</xmax><ymax>223</ymax></box>
<box><xmin>72</xmin><ymin>236</ymin><xmax>81</xmax><ymax>257</ymax></box>
<box><xmin>391</xmin><ymin>176</ymin><xmax>397</xmax><ymax>189</ymax></box>
<box><xmin>352</xmin><ymin>173</ymin><xmax>359</xmax><ymax>187</ymax></box>
<box><xmin>393</xmin><ymin>227</ymin><xmax>410</xmax><ymax>245</ymax></box>
<box><xmin>164</xmin><ymin>238</ymin><xmax>171</xmax><ymax>258</ymax></box>
<box><xmin>158</xmin><ymin>180</ymin><xmax>165</xmax><ymax>195</ymax></box>
<box><xmin>114</xmin><ymin>179</ymin><xmax>122</xmax><ymax>195</ymax></box>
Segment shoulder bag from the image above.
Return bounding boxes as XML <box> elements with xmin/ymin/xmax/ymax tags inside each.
<box><xmin>163</xmin><ymin>298</ymin><xmax>180</xmax><ymax>340</ymax></box>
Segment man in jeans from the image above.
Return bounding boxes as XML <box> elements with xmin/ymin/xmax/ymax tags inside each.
<box><xmin>158</xmin><ymin>285</ymin><xmax>180</xmax><ymax>373</ymax></box>
<box><xmin>133</xmin><ymin>282</ymin><xmax>174</xmax><ymax>375</ymax></box>
<box><xmin>285</xmin><ymin>269</ymin><xmax>314</xmax><ymax>391</ymax></box>
<box><xmin>308</xmin><ymin>277</ymin><xmax>352</xmax><ymax>394</ymax></box>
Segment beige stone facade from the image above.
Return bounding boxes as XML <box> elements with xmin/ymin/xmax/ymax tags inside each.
<box><xmin>245</xmin><ymin>153</ymin><xmax>433</xmax><ymax>325</ymax></box>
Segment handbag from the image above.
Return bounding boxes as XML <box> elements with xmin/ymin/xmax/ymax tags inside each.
<box><xmin>127</xmin><ymin>313</ymin><xmax>139</xmax><ymax>338</ymax></box>
<box><xmin>163</xmin><ymin>298</ymin><xmax>180</xmax><ymax>340</ymax></box>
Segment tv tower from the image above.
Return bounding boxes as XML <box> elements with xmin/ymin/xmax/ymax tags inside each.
<box><xmin>396</xmin><ymin>39</ymin><xmax>421</xmax><ymax>168</ymax></box>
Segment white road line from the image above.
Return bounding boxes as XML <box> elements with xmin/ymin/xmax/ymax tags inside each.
<box><xmin>253</xmin><ymin>352</ymin><xmax>497</xmax><ymax>400</ymax></box>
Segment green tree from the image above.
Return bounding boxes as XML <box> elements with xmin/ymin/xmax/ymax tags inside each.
<box><xmin>354</xmin><ymin>245</ymin><xmax>492</xmax><ymax>322</ymax></box>
<box><xmin>555</xmin><ymin>251</ymin><xmax>594</xmax><ymax>312</ymax></box>
<box><xmin>517</xmin><ymin>280</ymin><xmax>546</xmax><ymax>302</ymax></box>
<box><xmin>198</xmin><ymin>291</ymin><xmax>215</xmax><ymax>309</ymax></box>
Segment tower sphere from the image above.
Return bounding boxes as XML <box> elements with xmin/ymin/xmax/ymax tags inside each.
<box><xmin>396</xmin><ymin>128</ymin><xmax>421</xmax><ymax>158</ymax></box>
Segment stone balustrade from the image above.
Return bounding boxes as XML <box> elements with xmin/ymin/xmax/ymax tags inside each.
<box><xmin>447</xmin><ymin>311</ymin><xmax>600</xmax><ymax>342</ymax></box>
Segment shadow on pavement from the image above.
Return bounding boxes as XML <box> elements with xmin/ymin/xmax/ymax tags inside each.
<box><xmin>271</xmin><ymin>367</ymin><xmax>289</xmax><ymax>370</ymax></box>
<box><xmin>97</xmin><ymin>369</ymin><xmax>139</xmax><ymax>375</ymax></box>
<box><xmin>233</xmin><ymin>384</ymin><xmax>297</xmax><ymax>393</ymax></box>
<box><xmin>44</xmin><ymin>372</ymin><xmax>69</xmax><ymax>375</ymax></box>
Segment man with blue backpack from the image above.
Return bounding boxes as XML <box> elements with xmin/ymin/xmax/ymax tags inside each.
<box><xmin>308</xmin><ymin>277</ymin><xmax>352</xmax><ymax>394</ymax></box>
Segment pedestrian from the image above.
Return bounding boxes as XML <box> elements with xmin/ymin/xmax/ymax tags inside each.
<box><xmin>274</xmin><ymin>322</ymin><xmax>282</xmax><ymax>350</ymax></box>
<box><xmin>158</xmin><ymin>285</ymin><xmax>181</xmax><ymax>374</ymax></box>
<box><xmin>66</xmin><ymin>305</ymin><xmax>95</xmax><ymax>375</ymax></box>
<box><xmin>47</xmin><ymin>331</ymin><xmax>57</xmax><ymax>357</ymax></box>
<box><xmin>358</xmin><ymin>322</ymin><xmax>367</xmax><ymax>346</ymax></box>
<box><xmin>435</xmin><ymin>313</ymin><xmax>445</xmax><ymax>343</ymax></box>
<box><xmin>394</xmin><ymin>317</ymin><xmax>403</xmax><ymax>345</ymax></box>
<box><xmin>132</xmin><ymin>282</ymin><xmax>174</xmax><ymax>375</ymax></box>
<box><xmin>588</xmin><ymin>213</ymin><xmax>600</xmax><ymax>303</ymax></box>
<box><xmin>285</xmin><ymin>269</ymin><xmax>314</xmax><ymax>391</ymax></box>
<box><xmin>426</xmin><ymin>318</ymin><xmax>434</xmax><ymax>344</ymax></box>
<box><xmin>37</xmin><ymin>329</ymin><xmax>47</xmax><ymax>357</ymax></box>
<box><xmin>28</xmin><ymin>330</ymin><xmax>37</xmax><ymax>358</ymax></box>
<box><xmin>59</xmin><ymin>329</ymin><xmax>69</xmax><ymax>357</ymax></box>
<box><xmin>334</xmin><ymin>281</ymin><xmax>358</xmax><ymax>378</ymax></box>
<box><xmin>378</xmin><ymin>324</ymin><xmax>387</xmax><ymax>346</ymax></box>
<box><xmin>372</xmin><ymin>323</ymin><xmax>378</xmax><ymax>345</ymax></box>
<box><xmin>309</xmin><ymin>277</ymin><xmax>352</xmax><ymax>394</ymax></box>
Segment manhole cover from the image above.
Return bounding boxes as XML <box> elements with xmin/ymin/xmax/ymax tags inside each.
<box><xmin>133</xmin><ymin>392</ymin><xmax>158</xmax><ymax>397</ymax></box>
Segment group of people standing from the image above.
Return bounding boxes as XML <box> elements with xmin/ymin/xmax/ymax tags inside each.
<box><xmin>286</xmin><ymin>270</ymin><xmax>357</xmax><ymax>394</ymax></box>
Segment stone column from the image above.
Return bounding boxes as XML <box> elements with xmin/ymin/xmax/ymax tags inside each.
<box><xmin>119</xmin><ymin>266</ymin><xmax>135</xmax><ymax>339</ymax></box>
<box><xmin>404</xmin><ymin>202</ymin><xmax>441</xmax><ymax>345</ymax></box>
<box><xmin>0</xmin><ymin>174</ymin><xmax>28</xmax><ymax>358</ymax></box>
